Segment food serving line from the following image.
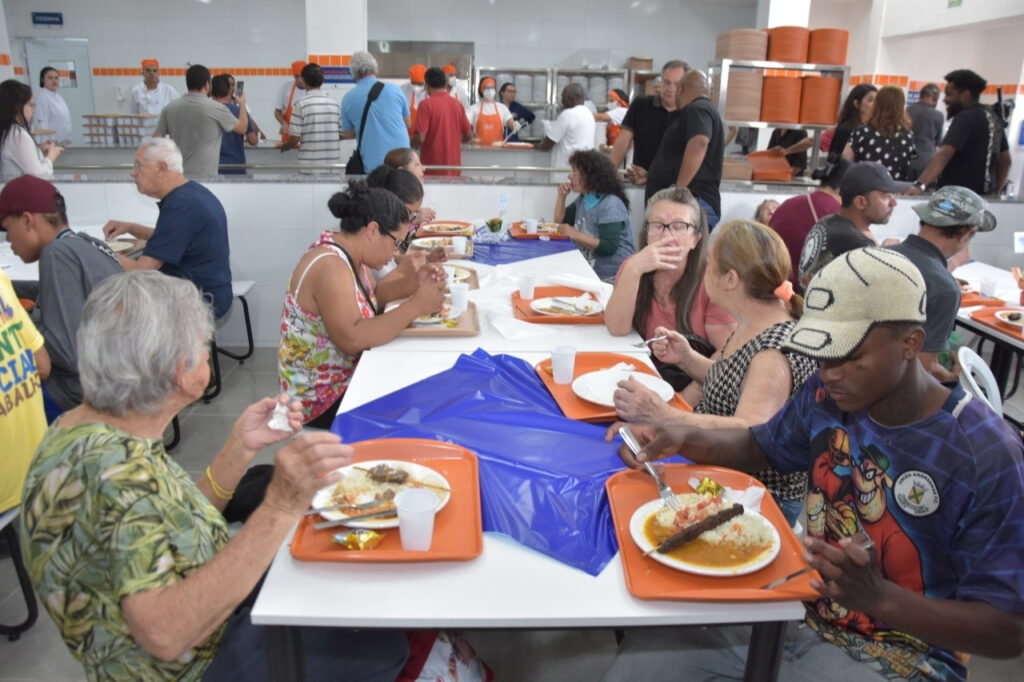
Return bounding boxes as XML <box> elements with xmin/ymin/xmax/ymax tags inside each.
<box><xmin>252</xmin><ymin>240</ymin><xmax>811</xmax><ymax>681</ymax></box>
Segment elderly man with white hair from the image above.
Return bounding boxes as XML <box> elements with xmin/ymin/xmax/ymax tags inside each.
<box><xmin>340</xmin><ymin>50</ymin><xmax>410</xmax><ymax>172</ymax></box>
<box><xmin>102</xmin><ymin>138</ymin><xmax>233</xmax><ymax>317</ymax></box>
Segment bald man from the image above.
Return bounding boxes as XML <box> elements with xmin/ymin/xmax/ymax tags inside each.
<box><xmin>643</xmin><ymin>69</ymin><xmax>725</xmax><ymax>227</ymax></box>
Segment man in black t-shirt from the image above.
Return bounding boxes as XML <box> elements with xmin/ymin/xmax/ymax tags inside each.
<box><xmin>609</xmin><ymin>60</ymin><xmax>688</xmax><ymax>185</ymax></box>
<box><xmin>642</xmin><ymin>70</ymin><xmax>725</xmax><ymax>227</ymax></box>
<box><xmin>908</xmin><ymin>69</ymin><xmax>1010</xmax><ymax>197</ymax></box>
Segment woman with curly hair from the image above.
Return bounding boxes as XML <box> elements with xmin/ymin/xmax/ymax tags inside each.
<box><xmin>844</xmin><ymin>85</ymin><xmax>916</xmax><ymax>180</ymax></box>
<box><xmin>553</xmin><ymin>149</ymin><xmax>634</xmax><ymax>281</ymax></box>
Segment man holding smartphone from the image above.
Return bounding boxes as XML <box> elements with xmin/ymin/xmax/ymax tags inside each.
<box><xmin>211</xmin><ymin>74</ymin><xmax>256</xmax><ymax>175</ymax></box>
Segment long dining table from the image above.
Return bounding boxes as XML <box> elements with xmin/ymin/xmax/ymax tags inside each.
<box><xmin>953</xmin><ymin>261</ymin><xmax>1024</xmax><ymax>396</ymax></box>
<box><xmin>250</xmin><ymin>248</ymin><xmax>806</xmax><ymax>681</ymax></box>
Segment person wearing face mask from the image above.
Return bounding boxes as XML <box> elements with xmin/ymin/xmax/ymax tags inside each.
<box><xmin>467</xmin><ymin>77</ymin><xmax>518</xmax><ymax>145</ymax></box>
<box><xmin>442</xmin><ymin>64</ymin><xmax>470</xmax><ymax>109</ymax></box>
<box><xmin>594</xmin><ymin>88</ymin><xmax>629</xmax><ymax>148</ymax></box>
<box><xmin>400</xmin><ymin>64</ymin><xmax>428</xmax><ymax>138</ymax></box>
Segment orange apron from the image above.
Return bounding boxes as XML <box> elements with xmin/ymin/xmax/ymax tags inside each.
<box><xmin>475</xmin><ymin>104</ymin><xmax>504</xmax><ymax>145</ymax></box>
<box><xmin>281</xmin><ymin>83</ymin><xmax>297</xmax><ymax>142</ymax></box>
<box><xmin>607</xmin><ymin>121</ymin><xmax>622</xmax><ymax>146</ymax></box>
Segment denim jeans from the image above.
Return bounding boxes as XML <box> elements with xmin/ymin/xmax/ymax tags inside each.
<box><xmin>697</xmin><ymin>197</ymin><xmax>720</xmax><ymax>230</ymax></box>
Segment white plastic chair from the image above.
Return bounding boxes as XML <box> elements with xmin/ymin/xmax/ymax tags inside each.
<box><xmin>958</xmin><ymin>346</ymin><xmax>1003</xmax><ymax>415</ymax></box>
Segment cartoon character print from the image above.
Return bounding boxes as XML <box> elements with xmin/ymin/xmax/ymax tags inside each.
<box><xmin>812</xmin><ymin>426</ymin><xmax>852</xmax><ymax>500</ymax></box>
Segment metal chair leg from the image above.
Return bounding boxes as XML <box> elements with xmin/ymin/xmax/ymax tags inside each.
<box><xmin>0</xmin><ymin>523</ymin><xmax>39</xmax><ymax>641</ymax></box>
<box><xmin>218</xmin><ymin>294</ymin><xmax>255</xmax><ymax>363</ymax></box>
<box><xmin>203</xmin><ymin>339</ymin><xmax>222</xmax><ymax>403</ymax></box>
<box><xmin>165</xmin><ymin>415</ymin><xmax>181</xmax><ymax>452</ymax></box>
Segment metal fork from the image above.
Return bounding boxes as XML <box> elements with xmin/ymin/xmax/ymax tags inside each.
<box><xmin>631</xmin><ymin>334</ymin><xmax>668</xmax><ymax>348</ymax></box>
<box><xmin>619</xmin><ymin>426</ymin><xmax>681</xmax><ymax>511</ymax></box>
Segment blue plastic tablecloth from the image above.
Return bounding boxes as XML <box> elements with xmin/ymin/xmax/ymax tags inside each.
<box><xmin>470</xmin><ymin>238</ymin><xmax>578</xmax><ymax>265</ymax></box>
<box><xmin>331</xmin><ymin>349</ymin><xmax>622</xmax><ymax>575</ymax></box>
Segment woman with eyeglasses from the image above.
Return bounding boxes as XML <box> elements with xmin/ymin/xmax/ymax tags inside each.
<box><xmin>605</xmin><ymin>187</ymin><xmax>734</xmax><ymax>399</ymax></box>
<box><xmin>554</xmin><ymin>149</ymin><xmax>635</xmax><ymax>282</ymax></box>
<box><xmin>278</xmin><ymin>181</ymin><xmax>446</xmax><ymax>427</ymax></box>
<box><xmin>0</xmin><ymin>79</ymin><xmax>63</xmax><ymax>180</ymax></box>
<box><xmin>611</xmin><ymin>219</ymin><xmax>816</xmax><ymax>524</ymax></box>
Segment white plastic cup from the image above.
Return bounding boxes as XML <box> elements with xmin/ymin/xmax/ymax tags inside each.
<box><xmin>450</xmin><ymin>282</ymin><xmax>469</xmax><ymax>313</ymax></box>
<box><xmin>980</xmin><ymin>279</ymin><xmax>997</xmax><ymax>297</ymax></box>
<box><xmin>394</xmin><ymin>488</ymin><xmax>440</xmax><ymax>551</ymax></box>
<box><xmin>518</xmin><ymin>275</ymin><xmax>536</xmax><ymax>300</ymax></box>
<box><xmin>443</xmin><ymin>265</ymin><xmax>456</xmax><ymax>285</ymax></box>
<box><xmin>525</xmin><ymin>218</ymin><xmax>539</xmax><ymax>235</ymax></box>
<box><xmin>451</xmin><ymin>236</ymin><xmax>467</xmax><ymax>256</ymax></box>
<box><xmin>551</xmin><ymin>345</ymin><xmax>577</xmax><ymax>385</ymax></box>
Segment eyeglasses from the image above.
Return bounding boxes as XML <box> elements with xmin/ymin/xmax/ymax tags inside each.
<box><xmin>645</xmin><ymin>221</ymin><xmax>695</xmax><ymax>234</ymax></box>
<box><xmin>382</xmin><ymin>230</ymin><xmax>401</xmax><ymax>249</ymax></box>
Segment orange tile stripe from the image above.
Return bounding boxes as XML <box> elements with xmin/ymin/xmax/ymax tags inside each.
<box><xmin>89</xmin><ymin>66</ymin><xmax>307</xmax><ymax>77</ymax></box>
<box><xmin>307</xmin><ymin>54</ymin><xmax>351</xmax><ymax>66</ymax></box>
<box><xmin>14</xmin><ymin>66</ymin><xmax>24</xmax><ymax>75</ymax></box>
<box><xmin>0</xmin><ymin>53</ymin><xmax>11</xmax><ymax>66</ymax></box>
<box><xmin>848</xmin><ymin>75</ymin><xmax>1023</xmax><ymax>95</ymax></box>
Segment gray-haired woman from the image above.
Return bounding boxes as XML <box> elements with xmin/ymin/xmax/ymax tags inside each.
<box><xmin>20</xmin><ymin>270</ymin><xmax>408</xmax><ymax>681</ymax></box>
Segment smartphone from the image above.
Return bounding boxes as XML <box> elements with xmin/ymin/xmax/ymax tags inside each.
<box><xmin>235</xmin><ymin>80</ymin><xmax>245</xmax><ymax>97</ymax></box>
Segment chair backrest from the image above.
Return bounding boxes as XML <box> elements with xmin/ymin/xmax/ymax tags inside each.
<box><xmin>958</xmin><ymin>346</ymin><xmax>1003</xmax><ymax>415</ymax></box>
<box><xmin>0</xmin><ymin>506</ymin><xmax>19</xmax><ymax>532</ymax></box>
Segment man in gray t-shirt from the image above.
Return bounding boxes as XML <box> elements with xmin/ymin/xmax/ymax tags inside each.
<box><xmin>155</xmin><ymin>64</ymin><xmax>248</xmax><ymax>178</ymax></box>
<box><xmin>0</xmin><ymin>176</ymin><xmax>123</xmax><ymax>412</ymax></box>
<box><xmin>907</xmin><ymin>83</ymin><xmax>945</xmax><ymax>181</ymax></box>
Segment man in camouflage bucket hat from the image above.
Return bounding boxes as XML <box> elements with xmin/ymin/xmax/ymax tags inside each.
<box><xmin>604</xmin><ymin>248</ymin><xmax>1024</xmax><ymax>681</ymax></box>
<box><xmin>890</xmin><ymin>185</ymin><xmax>996</xmax><ymax>381</ymax></box>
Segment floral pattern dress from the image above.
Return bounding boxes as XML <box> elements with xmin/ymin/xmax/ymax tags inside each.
<box><xmin>278</xmin><ymin>231</ymin><xmax>376</xmax><ymax>422</ymax></box>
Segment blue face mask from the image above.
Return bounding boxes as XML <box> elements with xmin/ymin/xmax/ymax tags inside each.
<box><xmin>582</xmin><ymin>193</ymin><xmax>603</xmax><ymax>210</ymax></box>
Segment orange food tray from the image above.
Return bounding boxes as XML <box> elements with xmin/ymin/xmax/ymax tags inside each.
<box><xmin>968</xmin><ymin>307</ymin><xmax>1024</xmax><ymax>339</ymax></box>
<box><xmin>508</xmin><ymin>221</ymin><xmax>570</xmax><ymax>240</ymax></box>
<box><xmin>513</xmin><ymin>286</ymin><xmax>604</xmax><ymax>324</ymax></box>
<box><xmin>746</xmin><ymin>151</ymin><xmax>793</xmax><ymax>182</ymax></box>
<box><xmin>959</xmin><ymin>291</ymin><xmax>1004</xmax><ymax>308</ymax></box>
<box><xmin>606</xmin><ymin>464</ymin><xmax>819</xmax><ymax>602</ymax></box>
<box><xmin>535</xmin><ymin>351</ymin><xmax>692</xmax><ymax>422</ymax></box>
<box><xmin>417</xmin><ymin>220</ymin><xmax>474</xmax><ymax>237</ymax></box>
<box><xmin>290</xmin><ymin>438</ymin><xmax>483</xmax><ymax>563</ymax></box>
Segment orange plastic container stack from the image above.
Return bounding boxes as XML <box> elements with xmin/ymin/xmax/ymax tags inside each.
<box><xmin>808</xmin><ymin>28</ymin><xmax>849</xmax><ymax>65</ymax></box>
<box><xmin>760</xmin><ymin>76</ymin><xmax>802</xmax><ymax>123</ymax></box>
<box><xmin>800</xmin><ymin>76</ymin><xmax>842</xmax><ymax>125</ymax></box>
<box><xmin>767</xmin><ymin>26</ymin><xmax>810</xmax><ymax>63</ymax></box>
<box><xmin>715</xmin><ymin>29</ymin><xmax>769</xmax><ymax>61</ymax></box>
<box><xmin>711</xmin><ymin>71</ymin><xmax>764</xmax><ymax>122</ymax></box>
<box><xmin>747</xmin><ymin>151</ymin><xmax>794</xmax><ymax>182</ymax></box>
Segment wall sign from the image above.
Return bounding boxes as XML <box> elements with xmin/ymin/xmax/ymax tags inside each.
<box><xmin>323</xmin><ymin>66</ymin><xmax>354</xmax><ymax>84</ymax></box>
<box><xmin>31</xmin><ymin>12</ymin><xmax>64</xmax><ymax>27</ymax></box>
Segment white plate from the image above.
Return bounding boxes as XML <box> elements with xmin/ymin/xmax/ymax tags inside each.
<box><xmin>450</xmin><ymin>267</ymin><xmax>471</xmax><ymax>283</ymax></box>
<box><xmin>571</xmin><ymin>368</ymin><xmax>673</xmax><ymax>408</ymax></box>
<box><xmin>383</xmin><ymin>301</ymin><xmax>455</xmax><ymax>327</ymax></box>
<box><xmin>536</xmin><ymin>222</ymin><xmax>560</xmax><ymax>234</ymax></box>
<box><xmin>106</xmin><ymin>240</ymin><xmax>135</xmax><ymax>253</ymax></box>
<box><xmin>409</xmin><ymin>237</ymin><xmax>451</xmax><ymax>250</ymax></box>
<box><xmin>629</xmin><ymin>498</ymin><xmax>781</xmax><ymax>576</ymax></box>
<box><xmin>994</xmin><ymin>309</ymin><xmax>1024</xmax><ymax>328</ymax></box>
<box><xmin>312</xmin><ymin>459</ymin><xmax>451</xmax><ymax>529</ymax></box>
<box><xmin>420</xmin><ymin>222</ymin><xmax>472</xmax><ymax>235</ymax></box>
<box><xmin>529</xmin><ymin>296</ymin><xmax>604</xmax><ymax>316</ymax></box>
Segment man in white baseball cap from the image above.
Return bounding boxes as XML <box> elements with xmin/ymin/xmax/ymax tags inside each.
<box><xmin>604</xmin><ymin>247</ymin><xmax>1024</xmax><ymax>681</ymax></box>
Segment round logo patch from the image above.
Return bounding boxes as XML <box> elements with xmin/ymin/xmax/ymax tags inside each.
<box><xmin>893</xmin><ymin>470</ymin><xmax>940</xmax><ymax>517</ymax></box>
<box><xmin>798</xmin><ymin>227</ymin><xmax>823</xmax><ymax>274</ymax></box>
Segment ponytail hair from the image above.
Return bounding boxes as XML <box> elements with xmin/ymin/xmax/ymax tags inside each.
<box><xmin>366</xmin><ymin>164</ymin><xmax>424</xmax><ymax>205</ymax></box>
<box><xmin>711</xmin><ymin>219</ymin><xmax>804</xmax><ymax>319</ymax></box>
<box><xmin>327</xmin><ymin>180</ymin><xmax>407</xmax><ymax>236</ymax></box>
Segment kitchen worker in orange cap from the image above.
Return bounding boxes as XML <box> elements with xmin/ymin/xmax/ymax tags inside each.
<box><xmin>596</xmin><ymin>88</ymin><xmax>629</xmax><ymax>148</ymax></box>
<box><xmin>443</xmin><ymin>63</ymin><xmax>470</xmax><ymax>109</ymax></box>
<box><xmin>401</xmin><ymin>64</ymin><xmax>428</xmax><ymax>137</ymax></box>
<box><xmin>466</xmin><ymin>77</ymin><xmax>518</xmax><ymax>145</ymax></box>
<box><xmin>131</xmin><ymin>59</ymin><xmax>179</xmax><ymax>135</ymax></box>
<box><xmin>274</xmin><ymin>60</ymin><xmax>307</xmax><ymax>142</ymax></box>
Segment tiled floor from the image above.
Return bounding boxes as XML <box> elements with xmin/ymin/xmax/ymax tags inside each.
<box><xmin>1</xmin><ymin>347</ymin><xmax>1021</xmax><ymax>680</ymax></box>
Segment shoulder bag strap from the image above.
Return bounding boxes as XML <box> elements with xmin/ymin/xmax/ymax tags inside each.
<box><xmin>805</xmin><ymin>192</ymin><xmax>820</xmax><ymax>223</ymax></box>
<box><xmin>356</xmin><ymin>81</ymin><xmax>386</xmax><ymax>151</ymax></box>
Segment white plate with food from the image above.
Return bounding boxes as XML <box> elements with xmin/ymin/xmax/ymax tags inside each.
<box><xmin>312</xmin><ymin>460</ymin><xmax>451</xmax><ymax>528</ymax></box>
<box><xmin>409</xmin><ymin>237</ymin><xmax>452</xmax><ymax>250</ymax></box>
<box><xmin>994</xmin><ymin>309</ymin><xmax>1024</xmax><ymax>328</ymax></box>
<box><xmin>571</xmin><ymin>368</ymin><xmax>673</xmax><ymax>408</ymax></box>
<box><xmin>449</xmin><ymin>266</ymin><xmax>472</xmax><ymax>284</ymax></box>
<box><xmin>529</xmin><ymin>296</ymin><xmax>604</xmax><ymax>317</ymax></box>
<box><xmin>419</xmin><ymin>222</ymin><xmax>473</xmax><ymax>236</ymax></box>
<box><xmin>535</xmin><ymin>222</ymin><xmax>560</xmax><ymax>235</ymax></box>
<box><xmin>629</xmin><ymin>493</ymin><xmax>781</xmax><ymax>576</ymax></box>
<box><xmin>106</xmin><ymin>240</ymin><xmax>136</xmax><ymax>253</ymax></box>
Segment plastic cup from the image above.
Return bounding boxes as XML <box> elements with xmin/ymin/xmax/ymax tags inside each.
<box><xmin>525</xmin><ymin>218</ymin><xmax>539</xmax><ymax>235</ymax></box>
<box><xmin>443</xmin><ymin>265</ymin><xmax>456</xmax><ymax>285</ymax></box>
<box><xmin>450</xmin><ymin>282</ymin><xmax>469</xmax><ymax>313</ymax></box>
<box><xmin>551</xmin><ymin>345</ymin><xmax>576</xmax><ymax>385</ymax></box>
<box><xmin>518</xmin><ymin>275</ymin><xmax>536</xmax><ymax>300</ymax></box>
<box><xmin>394</xmin><ymin>488</ymin><xmax>440</xmax><ymax>551</ymax></box>
<box><xmin>980</xmin><ymin>279</ymin><xmax>997</xmax><ymax>297</ymax></box>
<box><xmin>451</xmin><ymin>236</ymin><xmax>467</xmax><ymax>256</ymax></box>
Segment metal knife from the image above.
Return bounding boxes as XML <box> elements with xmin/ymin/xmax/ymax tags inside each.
<box><xmin>312</xmin><ymin>507</ymin><xmax>397</xmax><ymax>530</ymax></box>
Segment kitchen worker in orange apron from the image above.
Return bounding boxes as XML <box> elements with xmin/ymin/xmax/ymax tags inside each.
<box><xmin>466</xmin><ymin>77</ymin><xmax>518</xmax><ymax>145</ymax></box>
<box><xmin>401</xmin><ymin>64</ymin><xmax>428</xmax><ymax>138</ymax></box>
<box><xmin>595</xmin><ymin>88</ymin><xmax>629</xmax><ymax>148</ymax></box>
<box><xmin>274</xmin><ymin>60</ymin><xmax>307</xmax><ymax>143</ymax></box>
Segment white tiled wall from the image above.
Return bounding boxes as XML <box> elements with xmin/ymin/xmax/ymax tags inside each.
<box><xmin>368</xmin><ymin>0</ymin><xmax>758</xmax><ymax>73</ymax></box>
<box><xmin>3</xmin><ymin>0</ymin><xmax>307</xmax><ymax>132</ymax></box>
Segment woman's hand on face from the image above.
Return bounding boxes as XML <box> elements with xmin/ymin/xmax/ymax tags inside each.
<box><xmin>613</xmin><ymin>377</ymin><xmax>670</xmax><ymax>423</ymax></box>
<box><xmin>632</xmin><ymin>239</ymin><xmax>685</xmax><ymax>274</ymax></box>
<box><xmin>235</xmin><ymin>394</ymin><xmax>304</xmax><ymax>452</ymax></box>
<box><xmin>557</xmin><ymin>182</ymin><xmax>572</xmax><ymax>199</ymax></box>
<box><xmin>651</xmin><ymin>327</ymin><xmax>692</xmax><ymax>365</ymax></box>
<box><xmin>263</xmin><ymin>432</ymin><xmax>354</xmax><ymax>516</ymax></box>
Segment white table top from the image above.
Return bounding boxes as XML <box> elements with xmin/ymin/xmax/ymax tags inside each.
<box><xmin>953</xmin><ymin>262</ymin><xmax>1024</xmax><ymax>351</ymax></box>
<box><xmin>1</xmin><ymin>224</ymin><xmax>109</xmax><ymax>281</ymax></box>
<box><xmin>252</xmin><ymin>342</ymin><xmax>805</xmax><ymax>629</ymax></box>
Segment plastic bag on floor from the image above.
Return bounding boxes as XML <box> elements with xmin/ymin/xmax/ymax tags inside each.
<box><xmin>397</xmin><ymin>631</ymin><xmax>494</xmax><ymax>682</ymax></box>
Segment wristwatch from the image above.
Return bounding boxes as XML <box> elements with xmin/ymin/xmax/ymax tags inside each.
<box><xmin>913</xmin><ymin>181</ymin><xmax>927</xmax><ymax>192</ymax></box>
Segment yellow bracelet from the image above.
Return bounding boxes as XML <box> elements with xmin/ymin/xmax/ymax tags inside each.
<box><xmin>205</xmin><ymin>465</ymin><xmax>235</xmax><ymax>501</ymax></box>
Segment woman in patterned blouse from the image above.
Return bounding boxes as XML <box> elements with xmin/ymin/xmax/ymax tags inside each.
<box><xmin>612</xmin><ymin>220</ymin><xmax>816</xmax><ymax>523</ymax></box>
<box><xmin>844</xmin><ymin>85</ymin><xmax>917</xmax><ymax>181</ymax></box>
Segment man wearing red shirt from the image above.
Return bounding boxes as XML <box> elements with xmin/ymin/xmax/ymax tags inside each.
<box><xmin>412</xmin><ymin>67</ymin><xmax>471</xmax><ymax>177</ymax></box>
